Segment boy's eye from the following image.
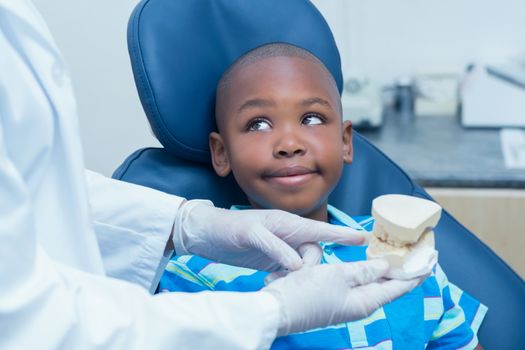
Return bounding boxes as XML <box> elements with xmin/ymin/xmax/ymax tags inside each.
<box><xmin>302</xmin><ymin>113</ymin><xmax>324</xmax><ymax>126</ymax></box>
<box><xmin>247</xmin><ymin>118</ymin><xmax>272</xmax><ymax>131</ymax></box>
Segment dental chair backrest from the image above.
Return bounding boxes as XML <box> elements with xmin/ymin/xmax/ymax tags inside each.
<box><xmin>114</xmin><ymin>0</ymin><xmax>525</xmax><ymax>348</ymax></box>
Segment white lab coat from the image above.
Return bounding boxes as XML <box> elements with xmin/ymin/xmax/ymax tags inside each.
<box><xmin>0</xmin><ymin>1</ymin><xmax>278</xmax><ymax>349</ymax></box>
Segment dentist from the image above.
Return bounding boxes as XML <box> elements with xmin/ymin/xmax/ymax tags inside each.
<box><xmin>0</xmin><ymin>1</ymin><xmax>420</xmax><ymax>349</ymax></box>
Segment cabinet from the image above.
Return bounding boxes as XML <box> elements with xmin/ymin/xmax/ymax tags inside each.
<box><xmin>427</xmin><ymin>188</ymin><xmax>525</xmax><ymax>279</ymax></box>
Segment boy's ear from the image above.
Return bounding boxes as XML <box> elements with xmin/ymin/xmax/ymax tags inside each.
<box><xmin>209</xmin><ymin>132</ymin><xmax>232</xmax><ymax>177</ymax></box>
<box><xmin>342</xmin><ymin>120</ymin><xmax>353</xmax><ymax>164</ymax></box>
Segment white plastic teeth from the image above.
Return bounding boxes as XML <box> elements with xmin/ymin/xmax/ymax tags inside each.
<box><xmin>366</xmin><ymin>194</ymin><xmax>442</xmax><ymax>280</ymax></box>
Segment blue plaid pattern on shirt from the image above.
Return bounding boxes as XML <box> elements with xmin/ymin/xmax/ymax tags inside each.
<box><xmin>159</xmin><ymin>205</ymin><xmax>487</xmax><ymax>349</ymax></box>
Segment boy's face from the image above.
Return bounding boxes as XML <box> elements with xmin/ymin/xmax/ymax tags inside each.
<box><xmin>210</xmin><ymin>56</ymin><xmax>352</xmax><ymax>221</ymax></box>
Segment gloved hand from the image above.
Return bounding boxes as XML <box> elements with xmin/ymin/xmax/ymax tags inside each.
<box><xmin>262</xmin><ymin>259</ymin><xmax>423</xmax><ymax>336</ymax></box>
<box><xmin>264</xmin><ymin>243</ymin><xmax>322</xmax><ymax>284</ymax></box>
<box><xmin>172</xmin><ymin>200</ymin><xmax>368</xmax><ymax>271</ymax></box>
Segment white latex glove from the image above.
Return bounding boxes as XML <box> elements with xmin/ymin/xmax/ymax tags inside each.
<box><xmin>172</xmin><ymin>200</ymin><xmax>368</xmax><ymax>271</ymax></box>
<box><xmin>262</xmin><ymin>259</ymin><xmax>424</xmax><ymax>336</ymax></box>
<box><xmin>264</xmin><ymin>243</ymin><xmax>323</xmax><ymax>284</ymax></box>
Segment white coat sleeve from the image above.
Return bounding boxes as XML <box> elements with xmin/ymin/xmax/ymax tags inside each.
<box><xmin>0</xmin><ymin>123</ymin><xmax>279</xmax><ymax>350</ymax></box>
<box><xmin>86</xmin><ymin>170</ymin><xmax>183</xmax><ymax>293</ymax></box>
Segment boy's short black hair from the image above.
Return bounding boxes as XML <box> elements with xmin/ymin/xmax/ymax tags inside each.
<box><xmin>215</xmin><ymin>43</ymin><xmax>341</xmax><ymax>127</ymax></box>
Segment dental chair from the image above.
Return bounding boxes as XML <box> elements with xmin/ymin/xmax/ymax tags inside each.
<box><xmin>114</xmin><ymin>0</ymin><xmax>525</xmax><ymax>348</ymax></box>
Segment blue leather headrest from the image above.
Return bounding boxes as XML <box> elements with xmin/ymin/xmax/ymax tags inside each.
<box><xmin>128</xmin><ymin>0</ymin><xmax>343</xmax><ymax>163</ymax></box>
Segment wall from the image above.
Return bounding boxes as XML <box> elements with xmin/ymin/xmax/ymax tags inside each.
<box><xmin>33</xmin><ymin>0</ymin><xmax>525</xmax><ymax>175</ymax></box>
<box><xmin>312</xmin><ymin>0</ymin><xmax>525</xmax><ymax>84</ymax></box>
<box><xmin>33</xmin><ymin>0</ymin><xmax>159</xmax><ymax>176</ymax></box>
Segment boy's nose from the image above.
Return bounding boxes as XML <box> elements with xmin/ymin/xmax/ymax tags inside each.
<box><xmin>274</xmin><ymin>134</ymin><xmax>306</xmax><ymax>158</ymax></box>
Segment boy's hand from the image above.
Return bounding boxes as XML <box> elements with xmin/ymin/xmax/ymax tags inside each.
<box><xmin>262</xmin><ymin>259</ymin><xmax>423</xmax><ymax>336</ymax></box>
<box><xmin>172</xmin><ymin>200</ymin><xmax>369</xmax><ymax>271</ymax></box>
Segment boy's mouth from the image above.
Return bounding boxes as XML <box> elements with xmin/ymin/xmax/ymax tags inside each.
<box><xmin>263</xmin><ymin>166</ymin><xmax>318</xmax><ymax>187</ymax></box>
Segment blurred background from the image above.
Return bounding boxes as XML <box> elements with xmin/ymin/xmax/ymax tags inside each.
<box><xmin>34</xmin><ymin>0</ymin><xmax>524</xmax><ymax>278</ymax></box>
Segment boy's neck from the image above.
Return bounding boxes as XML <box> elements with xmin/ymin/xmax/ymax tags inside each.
<box><xmin>306</xmin><ymin>204</ymin><xmax>329</xmax><ymax>222</ymax></box>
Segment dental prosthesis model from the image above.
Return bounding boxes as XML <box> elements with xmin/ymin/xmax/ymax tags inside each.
<box><xmin>366</xmin><ymin>194</ymin><xmax>442</xmax><ymax>280</ymax></box>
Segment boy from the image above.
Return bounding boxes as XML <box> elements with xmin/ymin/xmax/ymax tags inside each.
<box><xmin>160</xmin><ymin>43</ymin><xmax>487</xmax><ymax>349</ymax></box>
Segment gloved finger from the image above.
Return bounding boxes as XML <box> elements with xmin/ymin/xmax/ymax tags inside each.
<box><xmin>299</xmin><ymin>243</ymin><xmax>323</xmax><ymax>266</ymax></box>
<box><xmin>248</xmin><ymin>225</ymin><xmax>303</xmax><ymax>272</ymax></box>
<box><xmin>264</xmin><ymin>243</ymin><xmax>321</xmax><ymax>285</ymax></box>
<box><xmin>264</xmin><ymin>270</ymin><xmax>290</xmax><ymax>285</ymax></box>
<box><xmin>340</xmin><ymin>259</ymin><xmax>391</xmax><ymax>288</ymax></box>
<box><xmin>308</xmin><ymin>220</ymin><xmax>371</xmax><ymax>246</ymax></box>
<box><xmin>266</xmin><ymin>211</ymin><xmax>371</xmax><ymax>246</ymax></box>
<box><xmin>391</xmin><ymin>249</ymin><xmax>438</xmax><ymax>280</ymax></box>
<box><xmin>351</xmin><ymin>277</ymin><xmax>421</xmax><ymax>314</ymax></box>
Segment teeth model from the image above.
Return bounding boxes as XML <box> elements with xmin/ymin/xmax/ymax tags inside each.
<box><xmin>366</xmin><ymin>194</ymin><xmax>442</xmax><ymax>279</ymax></box>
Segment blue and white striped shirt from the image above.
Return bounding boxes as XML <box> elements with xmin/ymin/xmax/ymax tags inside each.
<box><xmin>160</xmin><ymin>205</ymin><xmax>487</xmax><ymax>349</ymax></box>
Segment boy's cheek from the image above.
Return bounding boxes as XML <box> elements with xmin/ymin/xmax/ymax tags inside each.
<box><xmin>233</xmin><ymin>149</ymin><xmax>272</xmax><ymax>171</ymax></box>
